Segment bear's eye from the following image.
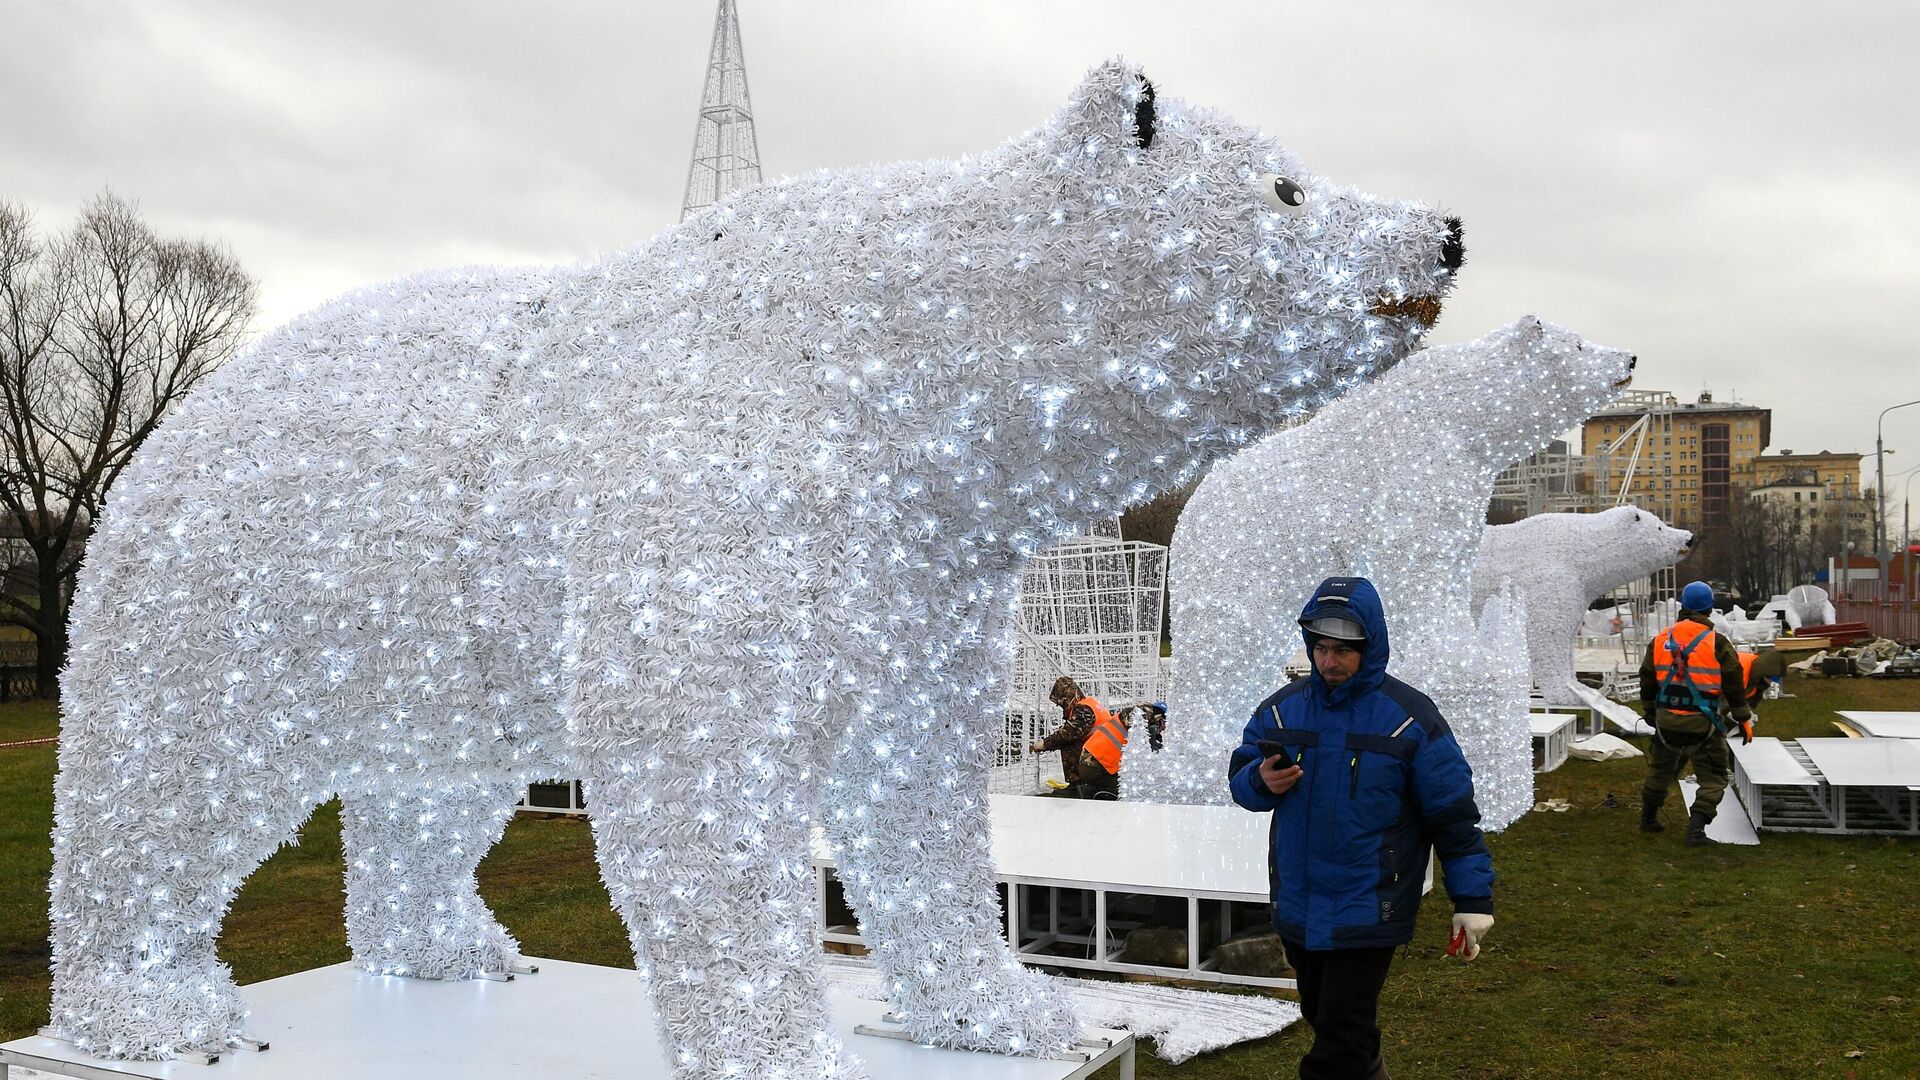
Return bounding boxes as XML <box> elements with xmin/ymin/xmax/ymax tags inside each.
<box><xmin>1257</xmin><ymin>174</ymin><xmax>1308</xmax><ymax>215</ymax></box>
<box><xmin>1633</xmin><ymin>512</ymin><xmax>1642</xmax><ymax>522</ymax></box>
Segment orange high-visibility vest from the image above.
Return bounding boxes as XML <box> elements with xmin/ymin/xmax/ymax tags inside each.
<box><xmin>1652</xmin><ymin>620</ymin><xmax>1723</xmax><ymax>715</ymax></box>
<box><xmin>1737</xmin><ymin>651</ymin><xmax>1758</xmax><ymax>705</ymax></box>
<box><xmin>1080</xmin><ymin>698</ymin><xmax>1127</xmax><ymax>773</ymax></box>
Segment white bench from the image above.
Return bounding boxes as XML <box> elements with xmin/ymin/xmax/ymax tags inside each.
<box><xmin>1529</xmin><ymin>698</ymin><xmax>1603</xmax><ymax>738</ymax></box>
<box><xmin>813</xmin><ymin>795</ymin><xmax>1299</xmax><ymax>989</ymax></box>
<box><xmin>1529</xmin><ymin>714</ymin><xmax>1575</xmax><ymax>773</ymax></box>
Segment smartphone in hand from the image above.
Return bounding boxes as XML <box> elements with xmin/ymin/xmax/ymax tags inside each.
<box><xmin>1257</xmin><ymin>738</ymin><xmax>1290</xmax><ymax>761</ymax></box>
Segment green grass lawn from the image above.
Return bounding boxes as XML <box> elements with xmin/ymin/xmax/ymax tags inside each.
<box><xmin>4</xmin><ymin>675</ymin><xmax>1919</xmax><ymax>1078</ymax></box>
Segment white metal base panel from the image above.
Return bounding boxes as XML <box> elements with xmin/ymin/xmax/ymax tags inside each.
<box><xmin>815</xmin><ymin>794</ymin><xmax>1434</xmax><ymax>990</ymax></box>
<box><xmin>0</xmin><ymin>959</ymin><xmax>1134</xmax><ymax>1080</ymax></box>
<box><xmin>1732</xmin><ymin>737</ymin><xmax>1920</xmax><ymax>835</ymax></box>
<box><xmin>1834</xmin><ymin>712</ymin><xmax>1920</xmax><ymax>739</ymax></box>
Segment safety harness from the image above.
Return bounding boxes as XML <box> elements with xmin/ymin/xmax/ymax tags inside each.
<box><xmin>1655</xmin><ymin>626</ymin><xmax>1739</xmax><ymax>740</ymax></box>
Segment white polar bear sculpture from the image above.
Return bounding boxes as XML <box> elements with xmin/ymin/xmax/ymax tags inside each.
<box><xmin>49</xmin><ymin>60</ymin><xmax>1466</xmax><ymax>1076</ymax></box>
<box><xmin>1123</xmin><ymin>317</ymin><xmax>1635</xmax><ymax>830</ymax></box>
<box><xmin>1469</xmin><ymin>506</ymin><xmax>1693</xmax><ymax>732</ymax></box>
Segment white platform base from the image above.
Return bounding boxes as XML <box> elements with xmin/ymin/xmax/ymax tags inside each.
<box><xmin>1732</xmin><ymin>737</ymin><xmax>1920</xmax><ymax>835</ymax></box>
<box><xmin>816</xmin><ymin>795</ymin><xmax>1298</xmax><ymax>988</ymax></box>
<box><xmin>1</xmin><ymin>960</ymin><xmax>1134</xmax><ymax>1080</ymax></box>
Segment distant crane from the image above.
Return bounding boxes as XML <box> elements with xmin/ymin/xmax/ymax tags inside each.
<box><xmin>680</xmin><ymin>0</ymin><xmax>762</xmax><ymax>221</ymax></box>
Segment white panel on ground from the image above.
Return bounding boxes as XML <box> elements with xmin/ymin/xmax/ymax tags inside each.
<box><xmin>822</xmin><ymin>954</ymin><xmax>1297</xmax><ymax>1064</ymax></box>
<box><xmin>1835</xmin><ymin>712</ymin><xmax>1920</xmax><ymax>739</ymax></box>
<box><xmin>1679</xmin><ymin>779</ymin><xmax>1761</xmax><ymax>845</ymax></box>
<box><xmin>1797</xmin><ymin>738</ymin><xmax>1920</xmax><ymax>788</ymax></box>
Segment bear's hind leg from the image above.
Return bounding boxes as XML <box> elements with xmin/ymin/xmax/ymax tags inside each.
<box><xmin>582</xmin><ymin>758</ymin><xmax>865</xmax><ymax>1080</ymax></box>
<box><xmin>340</xmin><ymin>780</ymin><xmax>524</xmax><ymax>978</ymax></box>
<box><xmin>47</xmin><ymin>761</ymin><xmax>325</xmax><ymax>1059</ymax></box>
<box><xmin>823</xmin><ymin>600</ymin><xmax>1078</xmax><ymax>1058</ymax></box>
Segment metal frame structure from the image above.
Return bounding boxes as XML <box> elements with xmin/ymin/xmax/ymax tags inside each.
<box><xmin>680</xmin><ymin>0</ymin><xmax>763</xmax><ymax>220</ymax></box>
<box><xmin>994</xmin><ymin>534</ymin><xmax>1168</xmax><ymax>793</ymax></box>
<box><xmin>816</xmin><ymin>864</ymin><xmax>1286</xmax><ymax>989</ymax></box>
<box><xmin>1490</xmin><ymin>390</ymin><xmax>1673</xmax><ymax>519</ymax></box>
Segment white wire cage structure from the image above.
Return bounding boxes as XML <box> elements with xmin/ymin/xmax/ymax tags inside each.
<box><xmin>1575</xmin><ymin>565</ymin><xmax>1679</xmax><ymax>700</ymax></box>
<box><xmin>992</xmin><ymin>533</ymin><xmax>1169</xmax><ymax>794</ymax></box>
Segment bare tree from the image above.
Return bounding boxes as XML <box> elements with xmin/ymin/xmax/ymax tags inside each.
<box><xmin>0</xmin><ymin>192</ymin><xmax>256</xmax><ymax>695</ymax></box>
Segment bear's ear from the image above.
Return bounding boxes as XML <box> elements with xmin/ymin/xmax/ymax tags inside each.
<box><xmin>1053</xmin><ymin>59</ymin><xmax>1157</xmax><ymax>165</ymax></box>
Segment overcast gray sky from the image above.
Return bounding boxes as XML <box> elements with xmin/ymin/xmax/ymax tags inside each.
<box><xmin>5</xmin><ymin>1</ymin><xmax>1916</xmax><ymax>520</ymax></box>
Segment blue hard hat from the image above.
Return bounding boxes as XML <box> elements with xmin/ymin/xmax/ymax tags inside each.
<box><xmin>1680</xmin><ymin>581</ymin><xmax>1715</xmax><ymax>611</ymax></box>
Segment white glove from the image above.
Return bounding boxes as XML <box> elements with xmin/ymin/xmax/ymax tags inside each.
<box><xmin>1449</xmin><ymin>912</ymin><xmax>1494</xmax><ymax>961</ymax></box>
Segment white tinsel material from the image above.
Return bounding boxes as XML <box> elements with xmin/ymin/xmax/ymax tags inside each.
<box><xmin>1471</xmin><ymin>506</ymin><xmax>1693</xmax><ymax>713</ymax></box>
<box><xmin>819</xmin><ymin>954</ymin><xmax>1300</xmax><ymax>1064</ymax></box>
<box><xmin>1124</xmin><ymin>318</ymin><xmax>1634</xmax><ymax>831</ymax></box>
<box><xmin>49</xmin><ymin>59</ymin><xmax>1460</xmax><ymax>1076</ymax></box>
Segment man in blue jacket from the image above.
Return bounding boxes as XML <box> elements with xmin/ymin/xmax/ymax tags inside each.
<box><xmin>1230</xmin><ymin>577</ymin><xmax>1496</xmax><ymax>1080</ymax></box>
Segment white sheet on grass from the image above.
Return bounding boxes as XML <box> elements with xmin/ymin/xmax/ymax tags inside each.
<box><xmin>819</xmin><ymin>952</ymin><xmax>1300</xmax><ymax>1063</ymax></box>
<box><xmin>1569</xmin><ymin>732</ymin><xmax>1642</xmax><ymax>761</ymax></box>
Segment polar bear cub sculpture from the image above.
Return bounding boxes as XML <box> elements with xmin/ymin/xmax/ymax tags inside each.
<box><xmin>1470</xmin><ymin>506</ymin><xmax>1693</xmax><ymax>711</ymax></box>
<box><xmin>1124</xmin><ymin>317</ymin><xmax>1635</xmax><ymax>829</ymax></box>
<box><xmin>50</xmin><ymin>61</ymin><xmax>1465</xmax><ymax>1077</ymax></box>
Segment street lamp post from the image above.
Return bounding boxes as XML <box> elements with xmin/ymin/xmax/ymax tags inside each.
<box><xmin>1906</xmin><ymin>469</ymin><xmax>1916</xmax><ymax>615</ymax></box>
<box><xmin>1875</xmin><ymin>398</ymin><xmax>1920</xmax><ymax>598</ymax></box>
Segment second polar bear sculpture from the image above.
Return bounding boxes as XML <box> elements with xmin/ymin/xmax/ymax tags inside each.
<box><xmin>48</xmin><ymin>60</ymin><xmax>1465</xmax><ymax>1078</ymax></box>
<box><xmin>1470</xmin><ymin>506</ymin><xmax>1694</xmax><ymax>728</ymax></box>
<box><xmin>1124</xmin><ymin>317</ymin><xmax>1634</xmax><ymax>829</ymax></box>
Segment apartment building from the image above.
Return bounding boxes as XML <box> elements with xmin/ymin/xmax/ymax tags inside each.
<box><xmin>1579</xmin><ymin>390</ymin><xmax>1771</xmax><ymax>533</ymax></box>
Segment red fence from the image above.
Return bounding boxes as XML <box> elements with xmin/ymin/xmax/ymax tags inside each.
<box><xmin>1835</xmin><ymin>597</ymin><xmax>1920</xmax><ymax>643</ymax></box>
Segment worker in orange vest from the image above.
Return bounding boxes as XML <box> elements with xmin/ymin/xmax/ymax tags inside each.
<box><xmin>1637</xmin><ymin>581</ymin><xmax>1754</xmax><ymax>846</ymax></box>
<box><xmin>1072</xmin><ymin>701</ymin><xmax>1136</xmax><ymax>800</ymax></box>
<box><xmin>1030</xmin><ymin>677</ymin><xmax>1107</xmax><ymax>789</ymax></box>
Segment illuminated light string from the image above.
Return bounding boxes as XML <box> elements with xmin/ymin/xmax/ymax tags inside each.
<box><xmin>49</xmin><ymin>59</ymin><xmax>1459</xmax><ymax>1077</ymax></box>
<box><xmin>1125</xmin><ymin>318</ymin><xmax>1636</xmax><ymax>831</ymax></box>
<box><xmin>1470</xmin><ymin>506</ymin><xmax>1694</xmax><ymax>719</ymax></box>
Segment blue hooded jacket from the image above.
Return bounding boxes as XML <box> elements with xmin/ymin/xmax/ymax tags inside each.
<box><xmin>1228</xmin><ymin>577</ymin><xmax>1494</xmax><ymax>950</ymax></box>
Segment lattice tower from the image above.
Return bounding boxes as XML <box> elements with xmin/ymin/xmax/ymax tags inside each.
<box><xmin>681</xmin><ymin>0</ymin><xmax>762</xmax><ymax>221</ymax></box>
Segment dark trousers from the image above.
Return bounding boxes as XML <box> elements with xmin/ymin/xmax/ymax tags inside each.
<box><xmin>1283</xmin><ymin>939</ymin><xmax>1395</xmax><ymax>1080</ymax></box>
<box><xmin>1643</xmin><ymin>720</ymin><xmax>1732</xmax><ymax>823</ymax></box>
<box><xmin>1074</xmin><ymin>753</ymin><xmax>1119</xmax><ymax>800</ymax></box>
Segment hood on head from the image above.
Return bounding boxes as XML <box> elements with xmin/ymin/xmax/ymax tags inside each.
<box><xmin>1297</xmin><ymin>576</ymin><xmax>1390</xmax><ymax>703</ymax></box>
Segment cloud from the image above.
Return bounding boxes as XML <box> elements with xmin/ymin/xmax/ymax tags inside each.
<box><xmin>4</xmin><ymin>0</ymin><xmax>1915</xmax><ymax>502</ymax></box>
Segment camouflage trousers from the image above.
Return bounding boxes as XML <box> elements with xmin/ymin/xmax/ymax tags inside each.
<box><xmin>1642</xmin><ymin>721</ymin><xmax>1732</xmax><ymax>822</ymax></box>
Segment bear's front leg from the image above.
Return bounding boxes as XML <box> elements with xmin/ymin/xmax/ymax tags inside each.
<box><xmin>823</xmin><ymin>595</ymin><xmax>1079</xmax><ymax>1057</ymax></box>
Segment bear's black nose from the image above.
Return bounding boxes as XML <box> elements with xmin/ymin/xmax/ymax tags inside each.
<box><xmin>1441</xmin><ymin>217</ymin><xmax>1465</xmax><ymax>272</ymax></box>
<box><xmin>1628</xmin><ymin>354</ymin><xmax>1638</xmax><ymax>372</ymax></box>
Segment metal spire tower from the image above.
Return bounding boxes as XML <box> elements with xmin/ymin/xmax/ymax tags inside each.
<box><xmin>680</xmin><ymin>0</ymin><xmax>762</xmax><ymax>220</ymax></box>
